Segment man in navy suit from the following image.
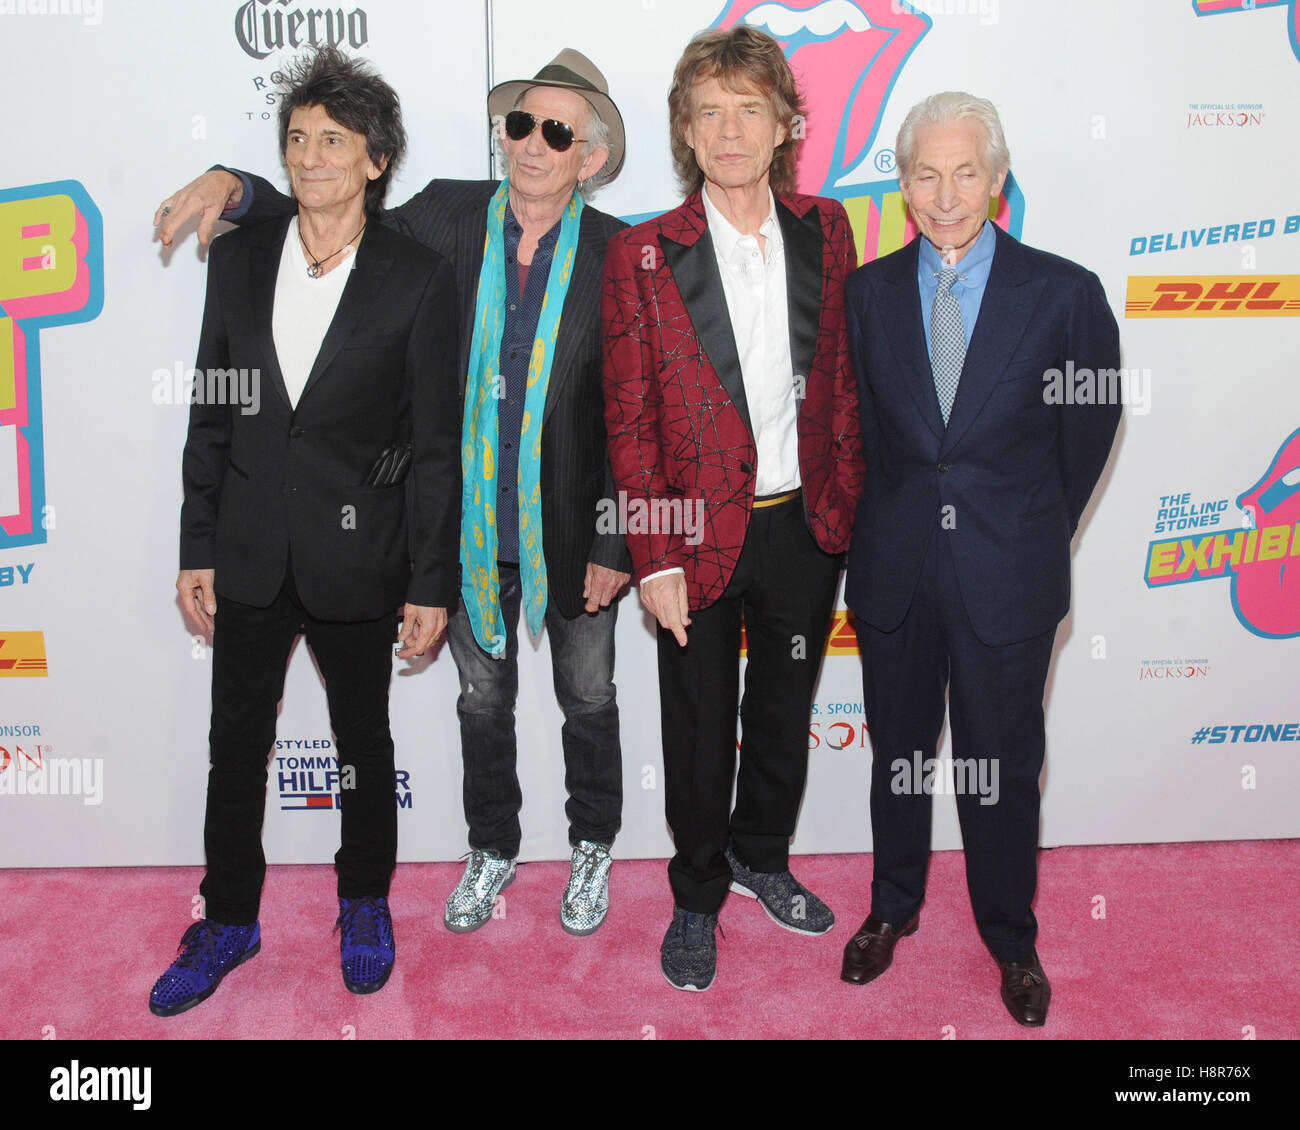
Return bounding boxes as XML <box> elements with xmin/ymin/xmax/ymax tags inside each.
<box><xmin>838</xmin><ymin>92</ymin><xmax>1121</xmax><ymax>1026</ymax></box>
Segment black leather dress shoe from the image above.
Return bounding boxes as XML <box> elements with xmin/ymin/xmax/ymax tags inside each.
<box><xmin>840</xmin><ymin>912</ymin><xmax>920</xmax><ymax>985</ymax></box>
<box><xmin>997</xmin><ymin>951</ymin><xmax>1051</xmax><ymax>1026</ymax></box>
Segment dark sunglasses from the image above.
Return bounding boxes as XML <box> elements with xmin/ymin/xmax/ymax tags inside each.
<box><xmin>504</xmin><ymin>109</ymin><xmax>586</xmax><ymax>152</ymax></box>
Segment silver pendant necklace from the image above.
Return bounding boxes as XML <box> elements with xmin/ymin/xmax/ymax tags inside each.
<box><xmin>299</xmin><ymin>218</ymin><xmax>366</xmax><ymax>278</ymax></box>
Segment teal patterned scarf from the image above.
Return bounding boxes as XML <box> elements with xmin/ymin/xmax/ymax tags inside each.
<box><xmin>460</xmin><ymin>178</ymin><xmax>583</xmax><ymax>655</ymax></box>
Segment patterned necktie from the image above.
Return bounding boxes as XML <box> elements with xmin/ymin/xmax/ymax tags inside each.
<box><xmin>930</xmin><ymin>266</ymin><xmax>965</xmax><ymax>425</ymax></box>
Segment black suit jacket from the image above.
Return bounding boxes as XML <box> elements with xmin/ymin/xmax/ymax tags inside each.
<box><xmin>180</xmin><ymin>215</ymin><xmax>462</xmax><ymax>620</ymax></box>
<box><xmin>231</xmin><ymin>172</ymin><xmax>632</xmax><ymax>620</ymax></box>
<box><xmin>844</xmin><ymin>226</ymin><xmax>1121</xmax><ymax>647</ymax></box>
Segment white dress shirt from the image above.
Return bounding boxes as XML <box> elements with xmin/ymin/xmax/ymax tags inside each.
<box><xmin>272</xmin><ymin>216</ymin><xmax>357</xmax><ymax>407</ymax></box>
<box><xmin>643</xmin><ymin>189</ymin><xmax>801</xmax><ymax>585</ymax></box>
<box><xmin>702</xmin><ymin>185</ymin><xmax>800</xmax><ymax>497</ymax></box>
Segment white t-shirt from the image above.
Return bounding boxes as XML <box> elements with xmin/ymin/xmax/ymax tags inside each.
<box><xmin>272</xmin><ymin>215</ymin><xmax>357</xmax><ymax>407</ymax></box>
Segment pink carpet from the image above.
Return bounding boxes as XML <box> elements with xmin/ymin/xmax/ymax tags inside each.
<box><xmin>3</xmin><ymin>840</ymin><xmax>1296</xmax><ymax>1040</ymax></box>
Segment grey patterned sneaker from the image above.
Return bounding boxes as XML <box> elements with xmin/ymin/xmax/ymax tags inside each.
<box><xmin>560</xmin><ymin>840</ymin><xmax>613</xmax><ymax>936</ymax></box>
<box><xmin>725</xmin><ymin>844</ymin><xmax>835</xmax><ymax>935</ymax></box>
<box><xmin>443</xmin><ymin>849</ymin><xmax>516</xmax><ymax>933</ymax></box>
<box><xmin>660</xmin><ymin>907</ymin><xmax>718</xmax><ymax>991</ymax></box>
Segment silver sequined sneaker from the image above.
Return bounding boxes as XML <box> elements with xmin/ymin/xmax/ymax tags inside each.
<box><xmin>725</xmin><ymin>844</ymin><xmax>835</xmax><ymax>935</ymax></box>
<box><xmin>443</xmin><ymin>849</ymin><xmax>516</xmax><ymax>933</ymax></box>
<box><xmin>560</xmin><ymin>840</ymin><xmax>613</xmax><ymax>936</ymax></box>
<box><xmin>660</xmin><ymin>906</ymin><xmax>718</xmax><ymax>991</ymax></box>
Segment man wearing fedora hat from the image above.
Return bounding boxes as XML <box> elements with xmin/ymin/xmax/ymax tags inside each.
<box><xmin>156</xmin><ymin>49</ymin><xmax>632</xmax><ymax>937</ymax></box>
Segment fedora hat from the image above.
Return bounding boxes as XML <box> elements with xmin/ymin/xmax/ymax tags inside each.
<box><xmin>488</xmin><ymin>48</ymin><xmax>625</xmax><ymax>181</ymax></box>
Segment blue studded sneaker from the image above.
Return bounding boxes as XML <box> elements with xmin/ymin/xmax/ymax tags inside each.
<box><xmin>660</xmin><ymin>907</ymin><xmax>718</xmax><ymax>991</ymax></box>
<box><xmin>725</xmin><ymin>844</ymin><xmax>835</xmax><ymax>935</ymax></box>
<box><xmin>444</xmin><ymin>849</ymin><xmax>516</xmax><ymax>933</ymax></box>
<box><xmin>335</xmin><ymin>896</ymin><xmax>395</xmax><ymax>995</ymax></box>
<box><xmin>560</xmin><ymin>840</ymin><xmax>613</xmax><ymax>936</ymax></box>
<box><xmin>148</xmin><ymin>919</ymin><xmax>261</xmax><ymax>1017</ymax></box>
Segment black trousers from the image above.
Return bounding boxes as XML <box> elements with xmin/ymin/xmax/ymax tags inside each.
<box><xmin>658</xmin><ymin>495</ymin><xmax>841</xmax><ymax>914</ymax></box>
<box><xmin>199</xmin><ymin>571</ymin><xmax>399</xmax><ymax>925</ymax></box>
<box><xmin>857</xmin><ymin>530</ymin><xmax>1056</xmax><ymax>962</ymax></box>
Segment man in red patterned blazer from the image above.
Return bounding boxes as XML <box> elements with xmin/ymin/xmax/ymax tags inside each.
<box><xmin>602</xmin><ymin>25</ymin><xmax>864</xmax><ymax>991</ymax></box>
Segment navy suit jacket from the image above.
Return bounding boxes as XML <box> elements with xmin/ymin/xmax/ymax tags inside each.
<box><xmin>844</xmin><ymin>225</ymin><xmax>1121</xmax><ymax>647</ymax></box>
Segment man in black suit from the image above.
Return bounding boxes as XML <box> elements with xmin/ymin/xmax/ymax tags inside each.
<box><xmin>149</xmin><ymin>49</ymin><xmax>461</xmax><ymax>1015</ymax></box>
<box><xmin>156</xmin><ymin>49</ymin><xmax>632</xmax><ymax>937</ymax></box>
<box><xmin>838</xmin><ymin>92</ymin><xmax>1121</xmax><ymax>1025</ymax></box>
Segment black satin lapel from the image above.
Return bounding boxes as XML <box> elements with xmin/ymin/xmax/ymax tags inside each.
<box><xmin>297</xmin><ymin>238</ymin><xmax>395</xmax><ymax>407</ymax></box>
<box><xmin>248</xmin><ymin>225</ymin><xmax>291</xmax><ymax>410</ymax></box>
<box><xmin>881</xmin><ymin>242</ymin><xmax>945</xmax><ymax>441</ymax></box>
<box><xmin>776</xmin><ymin>201</ymin><xmax>820</xmax><ymax>393</ymax></box>
<box><xmin>660</xmin><ymin>231</ymin><xmax>752</xmax><ymax>437</ymax></box>
<box><xmin>941</xmin><ymin>261</ymin><xmax>1044</xmax><ymax>454</ymax></box>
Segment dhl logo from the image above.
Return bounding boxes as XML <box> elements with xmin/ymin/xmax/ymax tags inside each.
<box><xmin>1125</xmin><ymin>276</ymin><xmax>1300</xmax><ymax>317</ymax></box>
<box><xmin>738</xmin><ymin>609</ymin><xmax>860</xmax><ymax>656</ymax></box>
<box><xmin>0</xmin><ymin>631</ymin><xmax>48</xmax><ymax>676</ymax></box>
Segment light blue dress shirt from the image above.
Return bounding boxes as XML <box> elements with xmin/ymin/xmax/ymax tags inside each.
<box><xmin>918</xmin><ymin>218</ymin><xmax>997</xmax><ymax>356</ymax></box>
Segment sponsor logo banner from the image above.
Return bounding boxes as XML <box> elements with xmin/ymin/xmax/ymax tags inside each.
<box><xmin>1144</xmin><ymin>430</ymin><xmax>1300</xmax><ymax>639</ymax></box>
<box><xmin>0</xmin><ymin>630</ymin><xmax>47</xmax><ymax>676</ymax></box>
<box><xmin>233</xmin><ymin>0</ymin><xmax>369</xmax><ymax>60</ymax></box>
<box><xmin>740</xmin><ymin>609</ymin><xmax>860</xmax><ymax>656</ymax></box>
<box><xmin>1125</xmin><ymin>275</ymin><xmax>1300</xmax><ymax>317</ymax></box>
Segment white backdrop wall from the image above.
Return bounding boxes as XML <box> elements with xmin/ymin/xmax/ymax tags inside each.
<box><xmin>1</xmin><ymin>0</ymin><xmax>1297</xmax><ymax>867</ymax></box>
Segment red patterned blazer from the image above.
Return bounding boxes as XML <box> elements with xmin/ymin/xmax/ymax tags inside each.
<box><xmin>602</xmin><ymin>190</ymin><xmax>865</xmax><ymax>611</ymax></box>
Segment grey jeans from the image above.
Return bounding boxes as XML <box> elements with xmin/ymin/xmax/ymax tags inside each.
<box><xmin>445</xmin><ymin>564</ymin><xmax>623</xmax><ymax>857</ymax></box>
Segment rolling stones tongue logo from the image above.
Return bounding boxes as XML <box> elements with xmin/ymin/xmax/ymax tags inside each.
<box><xmin>1234</xmin><ymin>429</ymin><xmax>1300</xmax><ymax>638</ymax></box>
<box><xmin>1144</xmin><ymin>430</ymin><xmax>1300</xmax><ymax>639</ymax></box>
<box><xmin>712</xmin><ymin>0</ymin><xmax>1023</xmax><ymax>260</ymax></box>
<box><xmin>716</xmin><ymin>0</ymin><xmax>927</xmax><ymax>196</ymax></box>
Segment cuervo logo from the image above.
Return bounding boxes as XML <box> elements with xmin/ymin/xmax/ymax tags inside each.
<box><xmin>234</xmin><ymin>0</ymin><xmax>368</xmax><ymax>61</ymax></box>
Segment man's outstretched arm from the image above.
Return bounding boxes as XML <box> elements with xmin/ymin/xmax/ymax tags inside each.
<box><xmin>154</xmin><ymin>166</ymin><xmax>463</xmax><ymax>248</ymax></box>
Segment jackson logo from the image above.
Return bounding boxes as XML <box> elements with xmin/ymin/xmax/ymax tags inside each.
<box><xmin>0</xmin><ymin>631</ymin><xmax>48</xmax><ymax>676</ymax></box>
<box><xmin>1185</xmin><ymin>103</ymin><xmax>1265</xmax><ymax>129</ymax></box>
<box><xmin>1144</xmin><ymin>429</ymin><xmax>1300</xmax><ymax>639</ymax></box>
<box><xmin>1125</xmin><ymin>276</ymin><xmax>1300</xmax><ymax>317</ymax></box>
<box><xmin>637</xmin><ymin>1</ymin><xmax>1026</xmax><ymax>260</ymax></box>
<box><xmin>1</xmin><ymin>181</ymin><xmax>103</xmax><ymax>551</ymax></box>
<box><xmin>1192</xmin><ymin>0</ymin><xmax>1300</xmax><ymax>66</ymax></box>
<box><xmin>234</xmin><ymin>0</ymin><xmax>369</xmax><ymax>61</ymax></box>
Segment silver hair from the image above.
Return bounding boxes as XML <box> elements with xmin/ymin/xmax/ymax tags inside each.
<box><xmin>492</xmin><ymin>90</ymin><xmax>614</xmax><ymax>201</ymax></box>
<box><xmin>895</xmin><ymin>91</ymin><xmax>1011</xmax><ymax>184</ymax></box>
